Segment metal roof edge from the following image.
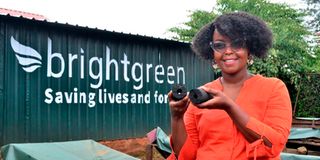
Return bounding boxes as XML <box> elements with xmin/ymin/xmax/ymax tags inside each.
<box><xmin>0</xmin><ymin>14</ymin><xmax>191</xmax><ymax>46</ymax></box>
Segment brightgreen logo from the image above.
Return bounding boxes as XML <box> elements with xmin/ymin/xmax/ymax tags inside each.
<box><xmin>10</xmin><ymin>36</ymin><xmax>186</xmax><ymax>107</ymax></box>
<box><xmin>10</xmin><ymin>36</ymin><xmax>42</xmax><ymax>72</ymax></box>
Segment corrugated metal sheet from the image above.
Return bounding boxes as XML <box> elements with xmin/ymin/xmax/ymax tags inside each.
<box><xmin>0</xmin><ymin>15</ymin><xmax>216</xmax><ymax>146</ymax></box>
<box><xmin>0</xmin><ymin>8</ymin><xmax>47</xmax><ymax>20</ymax></box>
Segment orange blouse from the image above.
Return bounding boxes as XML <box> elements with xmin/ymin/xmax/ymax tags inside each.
<box><xmin>168</xmin><ymin>75</ymin><xmax>292</xmax><ymax>160</ymax></box>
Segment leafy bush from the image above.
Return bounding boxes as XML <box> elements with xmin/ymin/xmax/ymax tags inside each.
<box><xmin>295</xmin><ymin>73</ymin><xmax>320</xmax><ymax>117</ymax></box>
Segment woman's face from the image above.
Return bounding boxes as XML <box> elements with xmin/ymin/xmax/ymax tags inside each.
<box><xmin>212</xmin><ymin>30</ymin><xmax>249</xmax><ymax>75</ymax></box>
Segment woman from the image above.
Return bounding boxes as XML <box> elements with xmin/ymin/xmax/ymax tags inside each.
<box><xmin>168</xmin><ymin>12</ymin><xmax>292</xmax><ymax>160</ymax></box>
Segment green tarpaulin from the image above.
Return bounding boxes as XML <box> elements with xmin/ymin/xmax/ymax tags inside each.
<box><xmin>289</xmin><ymin>128</ymin><xmax>320</xmax><ymax>139</ymax></box>
<box><xmin>281</xmin><ymin>153</ymin><xmax>320</xmax><ymax>160</ymax></box>
<box><xmin>154</xmin><ymin>127</ymin><xmax>171</xmax><ymax>154</ymax></box>
<box><xmin>1</xmin><ymin>139</ymin><xmax>138</xmax><ymax>160</ymax></box>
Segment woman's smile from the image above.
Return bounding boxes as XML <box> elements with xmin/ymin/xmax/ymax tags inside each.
<box><xmin>222</xmin><ymin>58</ymin><xmax>238</xmax><ymax>66</ymax></box>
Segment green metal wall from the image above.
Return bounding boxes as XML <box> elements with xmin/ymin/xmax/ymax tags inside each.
<box><xmin>0</xmin><ymin>15</ymin><xmax>215</xmax><ymax>146</ymax></box>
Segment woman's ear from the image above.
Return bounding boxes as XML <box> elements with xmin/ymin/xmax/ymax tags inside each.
<box><xmin>212</xmin><ymin>59</ymin><xmax>219</xmax><ymax>70</ymax></box>
<box><xmin>247</xmin><ymin>55</ymin><xmax>254</xmax><ymax>66</ymax></box>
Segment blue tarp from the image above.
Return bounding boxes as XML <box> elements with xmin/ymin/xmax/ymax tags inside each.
<box><xmin>289</xmin><ymin>128</ymin><xmax>320</xmax><ymax>139</ymax></box>
<box><xmin>1</xmin><ymin>139</ymin><xmax>139</xmax><ymax>160</ymax></box>
<box><xmin>295</xmin><ymin>117</ymin><xmax>320</xmax><ymax>121</ymax></box>
<box><xmin>281</xmin><ymin>153</ymin><xmax>320</xmax><ymax>160</ymax></box>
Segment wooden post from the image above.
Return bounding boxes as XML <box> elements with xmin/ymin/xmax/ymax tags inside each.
<box><xmin>146</xmin><ymin>144</ymin><xmax>153</xmax><ymax>160</ymax></box>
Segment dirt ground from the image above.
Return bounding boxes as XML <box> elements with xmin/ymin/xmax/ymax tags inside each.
<box><xmin>100</xmin><ymin>137</ymin><xmax>165</xmax><ymax>160</ymax></box>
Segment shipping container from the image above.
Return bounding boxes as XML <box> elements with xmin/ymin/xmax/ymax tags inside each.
<box><xmin>0</xmin><ymin>15</ymin><xmax>215</xmax><ymax>146</ymax></box>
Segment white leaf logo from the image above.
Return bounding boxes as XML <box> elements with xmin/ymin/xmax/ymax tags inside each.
<box><xmin>10</xmin><ymin>36</ymin><xmax>42</xmax><ymax>72</ymax></box>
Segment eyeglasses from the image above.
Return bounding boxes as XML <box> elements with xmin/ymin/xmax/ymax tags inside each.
<box><xmin>209</xmin><ymin>39</ymin><xmax>246</xmax><ymax>54</ymax></box>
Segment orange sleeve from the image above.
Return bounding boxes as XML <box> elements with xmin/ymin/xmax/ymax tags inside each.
<box><xmin>245</xmin><ymin>79</ymin><xmax>292</xmax><ymax>158</ymax></box>
<box><xmin>167</xmin><ymin>135</ymin><xmax>198</xmax><ymax>160</ymax></box>
<box><xmin>167</xmin><ymin>106</ymin><xmax>199</xmax><ymax>160</ymax></box>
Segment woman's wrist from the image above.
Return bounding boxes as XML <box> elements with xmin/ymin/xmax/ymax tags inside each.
<box><xmin>224</xmin><ymin>99</ymin><xmax>250</xmax><ymax>127</ymax></box>
<box><xmin>171</xmin><ymin>114</ymin><xmax>184</xmax><ymax>121</ymax></box>
<box><xmin>223</xmin><ymin>97</ymin><xmax>234</xmax><ymax>113</ymax></box>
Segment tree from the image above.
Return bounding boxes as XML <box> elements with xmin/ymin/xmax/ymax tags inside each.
<box><xmin>302</xmin><ymin>0</ymin><xmax>320</xmax><ymax>31</ymax></box>
<box><xmin>169</xmin><ymin>0</ymin><xmax>320</xmax><ymax>117</ymax></box>
<box><xmin>300</xmin><ymin>0</ymin><xmax>320</xmax><ymax>71</ymax></box>
<box><xmin>168</xmin><ymin>10</ymin><xmax>217</xmax><ymax>42</ymax></box>
<box><xmin>170</xmin><ymin>0</ymin><xmax>315</xmax><ymax>85</ymax></box>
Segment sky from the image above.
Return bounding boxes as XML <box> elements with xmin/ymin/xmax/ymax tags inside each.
<box><xmin>0</xmin><ymin>0</ymin><xmax>303</xmax><ymax>39</ymax></box>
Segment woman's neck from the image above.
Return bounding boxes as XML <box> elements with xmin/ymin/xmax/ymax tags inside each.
<box><xmin>221</xmin><ymin>70</ymin><xmax>251</xmax><ymax>87</ymax></box>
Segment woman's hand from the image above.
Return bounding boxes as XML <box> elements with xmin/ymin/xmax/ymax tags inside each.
<box><xmin>195</xmin><ymin>86</ymin><xmax>233</xmax><ymax>111</ymax></box>
<box><xmin>168</xmin><ymin>91</ymin><xmax>190</xmax><ymax>120</ymax></box>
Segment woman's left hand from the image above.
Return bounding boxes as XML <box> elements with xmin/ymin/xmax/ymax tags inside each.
<box><xmin>195</xmin><ymin>86</ymin><xmax>234</xmax><ymax>111</ymax></box>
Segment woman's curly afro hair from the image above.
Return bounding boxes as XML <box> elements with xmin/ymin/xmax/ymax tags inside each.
<box><xmin>191</xmin><ymin>11</ymin><xmax>273</xmax><ymax>60</ymax></box>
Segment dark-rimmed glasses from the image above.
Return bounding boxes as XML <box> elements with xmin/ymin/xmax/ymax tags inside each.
<box><xmin>209</xmin><ymin>39</ymin><xmax>246</xmax><ymax>54</ymax></box>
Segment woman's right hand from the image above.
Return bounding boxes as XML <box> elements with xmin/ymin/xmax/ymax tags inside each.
<box><xmin>168</xmin><ymin>91</ymin><xmax>190</xmax><ymax>120</ymax></box>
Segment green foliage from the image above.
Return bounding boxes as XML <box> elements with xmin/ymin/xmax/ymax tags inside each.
<box><xmin>168</xmin><ymin>0</ymin><xmax>320</xmax><ymax>117</ymax></box>
<box><xmin>295</xmin><ymin>74</ymin><xmax>320</xmax><ymax>117</ymax></box>
<box><xmin>168</xmin><ymin>10</ymin><xmax>217</xmax><ymax>42</ymax></box>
